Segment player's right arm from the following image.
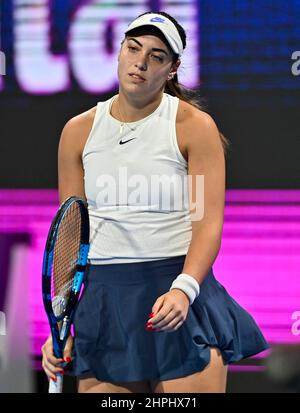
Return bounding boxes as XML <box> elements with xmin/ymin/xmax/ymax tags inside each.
<box><xmin>58</xmin><ymin>109</ymin><xmax>96</xmax><ymax>204</ymax></box>
<box><xmin>42</xmin><ymin>108</ymin><xmax>96</xmax><ymax>381</ymax></box>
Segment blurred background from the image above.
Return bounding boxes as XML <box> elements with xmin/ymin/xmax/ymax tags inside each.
<box><xmin>0</xmin><ymin>0</ymin><xmax>300</xmax><ymax>393</ymax></box>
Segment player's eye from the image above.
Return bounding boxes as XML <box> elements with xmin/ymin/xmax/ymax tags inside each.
<box><xmin>128</xmin><ymin>46</ymin><xmax>163</xmax><ymax>62</ymax></box>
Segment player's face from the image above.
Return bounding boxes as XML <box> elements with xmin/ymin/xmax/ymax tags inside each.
<box><xmin>118</xmin><ymin>35</ymin><xmax>178</xmax><ymax>95</ymax></box>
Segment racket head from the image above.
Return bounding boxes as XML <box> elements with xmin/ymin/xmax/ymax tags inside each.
<box><xmin>42</xmin><ymin>196</ymin><xmax>89</xmax><ymax>359</ymax></box>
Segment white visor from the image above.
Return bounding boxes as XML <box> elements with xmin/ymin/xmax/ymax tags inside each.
<box><xmin>124</xmin><ymin>13</ymin><xmax>183</xmax><ymax>57</ymax></box>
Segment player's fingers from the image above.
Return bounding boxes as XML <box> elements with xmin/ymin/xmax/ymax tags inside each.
<box><xmin>150</xmin><ymin>304</ymin><xmax>173</xmax><ymax>326</ymax></box>
<box><xmin>151</xmin><ymin>295</ymin><xmax>165</xmax><ymax>316</ymax></box>
<box><xmin>47</xmin><ymin>354</ymin><xmax>64</xmax><ymax>367</ymax></box>
<box><xmin>42</xmin><ymin>347</ymin><xmax>64</xmax><ymax>366</ymax></box>
<box><xmin>43</xmin><ymin>365</ymin><xmax>56</xmax><ymax>381</ymax></box>
<box><xmin>42</xmin><ymin>356</ymin><xmax>64</xmax><ymax>378</ymax></box>
<box><xmin>43</xmin><ymin>364</ymin><xmax>58</xmax><ymax>382</ymax></box>
<box><xmin>63</xmin><ymin>336</ymin><xmax>73</xmax><ymax>363</ymax></box>
<box><xmin>43</xmin><ymin>357</ymin><xmax>64</xmax><ymax>375</ymax></box>
<box><xmin>41</xmin><ymin>341</ymin><xmax>64</xmax><ymax>366</ymax></box>
<box><xmin>42</xmin><ymin>347</ymin><xmax>63</xmax><ymax>366</ymax></box>
<box><xmin>152</xmin><ymin>309</ymin><xmax>178</xmax><ymax>329</ymax></box>
<box><xmin>63</xmin><ymin>354</ymin><xmax>72</xmax><ymax>363</ymax></box>
<box><xmin>157</xmin><ymin>317</ymin><xmax>183</xmax><ymax>332</ymax></box>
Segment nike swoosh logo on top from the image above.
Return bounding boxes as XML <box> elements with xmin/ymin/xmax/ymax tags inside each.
<box><xmin>119</xmin><ymin>138</ymin><xmax>136</xmax><ymax>145</ymax></box>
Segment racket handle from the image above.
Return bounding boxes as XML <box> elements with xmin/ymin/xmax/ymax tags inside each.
<box><xmin>48</xmin><ymin>374</ymin><xmax>63</xmax><ymax>393</ymax></box>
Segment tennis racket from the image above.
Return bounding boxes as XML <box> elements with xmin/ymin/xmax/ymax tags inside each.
<box><xmin>42</xmin><ymin>196</ymin><xmax>90</xmax><ymax>393</ymax></box>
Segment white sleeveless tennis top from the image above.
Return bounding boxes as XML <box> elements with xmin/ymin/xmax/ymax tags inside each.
<box><xmin>82</xmin><ymin>92</ymin><xmax>192</xmax><ymax>264</ymax></box>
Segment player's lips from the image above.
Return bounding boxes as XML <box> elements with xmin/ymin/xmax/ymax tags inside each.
<box><xmin>128</xmin><ymin>73</ymin><xmax>146</xmax><ymax>82</ymax></box>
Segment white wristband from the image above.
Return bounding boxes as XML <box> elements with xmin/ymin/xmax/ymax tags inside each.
<box><xmin>169</xmin><ymin>273</ymin><xmax>200</xmax><ymax>305</ymax></box>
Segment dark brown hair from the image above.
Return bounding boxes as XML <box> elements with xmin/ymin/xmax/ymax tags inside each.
<box><xmin>125</xmin><ymin>11</ymin><xmax>230</xmax><ymax>156</ymax></box>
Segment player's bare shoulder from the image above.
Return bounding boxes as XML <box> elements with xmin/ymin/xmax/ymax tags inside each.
<box><xmin>60</xmin><ymin>105</ymin><xmax>97</xmax><ymax>156</ymax></box>
<box><xmin>177</xmin><ymin>98</ymin><xmax>215</xmax><ymax>127</ymax></box>
<box><xmin>176</xmin><ymin>99</ymin><xmax>218</xmax><ymax>156</ymax></box>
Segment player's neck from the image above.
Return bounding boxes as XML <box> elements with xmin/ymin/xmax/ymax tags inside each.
<box><xmin>112</xmin><ymin>91</ymin><xmax>164</xmax><ymax>123</ymax></box>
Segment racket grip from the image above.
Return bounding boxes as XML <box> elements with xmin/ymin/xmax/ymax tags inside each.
<box><xmin>48</xmin><ymin>374</ymin><xmax>63</xmax><ymax>393</ymax></box>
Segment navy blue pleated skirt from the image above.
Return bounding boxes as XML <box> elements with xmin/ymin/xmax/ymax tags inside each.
<box><xmin>69</xmin><ymin>255</ymin><xmax>269</xmax><ymax>383</ymax></box>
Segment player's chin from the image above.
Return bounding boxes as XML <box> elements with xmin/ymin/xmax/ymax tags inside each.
<box><xmin>123</xmin><ymin>76</ymin><xmax>148</xmax><ymax>88</ymax></box>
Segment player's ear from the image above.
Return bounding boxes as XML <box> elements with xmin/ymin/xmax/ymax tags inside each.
<box><xmin>171</xmin><ymin>58</ymin><xmax>180</xmax><ymax>74</ymax></box>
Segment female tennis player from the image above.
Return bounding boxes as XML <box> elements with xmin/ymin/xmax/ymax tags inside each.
<box><xmin>41</xmin><ymin>11</ymin><xmax>269</xmax><ymax>393</ymax></box>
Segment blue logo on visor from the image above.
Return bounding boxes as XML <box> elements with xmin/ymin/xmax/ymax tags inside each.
<box><xmin>150</xmin><ymin>17</ymin><xmax>165</xmax><ymax>23</ymax></box>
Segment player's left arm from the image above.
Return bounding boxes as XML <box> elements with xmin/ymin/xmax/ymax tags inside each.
<box><xmin>149</xmin><ymin>111</ymin><xmax>226</xmax><ymax>331</ymax></box>
<box><xmin>181</xmin><ymin>111</ymin><xmax>226</xmax><ymax>285</ymax></box>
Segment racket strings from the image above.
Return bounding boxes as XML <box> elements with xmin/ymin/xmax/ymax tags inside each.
<box><xmin>51</xmin><ymin>202</ymin><xmax>82</xmax><ymax>316</ymax></box>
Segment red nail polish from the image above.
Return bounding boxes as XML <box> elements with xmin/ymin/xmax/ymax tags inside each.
<box><xmin>65</xmin><ymin>357</ymin><xmax>71</xmax><ymax>363</ymax></box>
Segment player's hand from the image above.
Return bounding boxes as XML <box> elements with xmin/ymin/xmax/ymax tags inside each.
<box><xmin>147</xmin><ymin>289</ymin><xmax>190</xmax><ymax>333</ymax></box>
<box><xmin>41</xmin><ymin>334</ymin><xmax>73</xmax><ymax>382</ymax></box>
